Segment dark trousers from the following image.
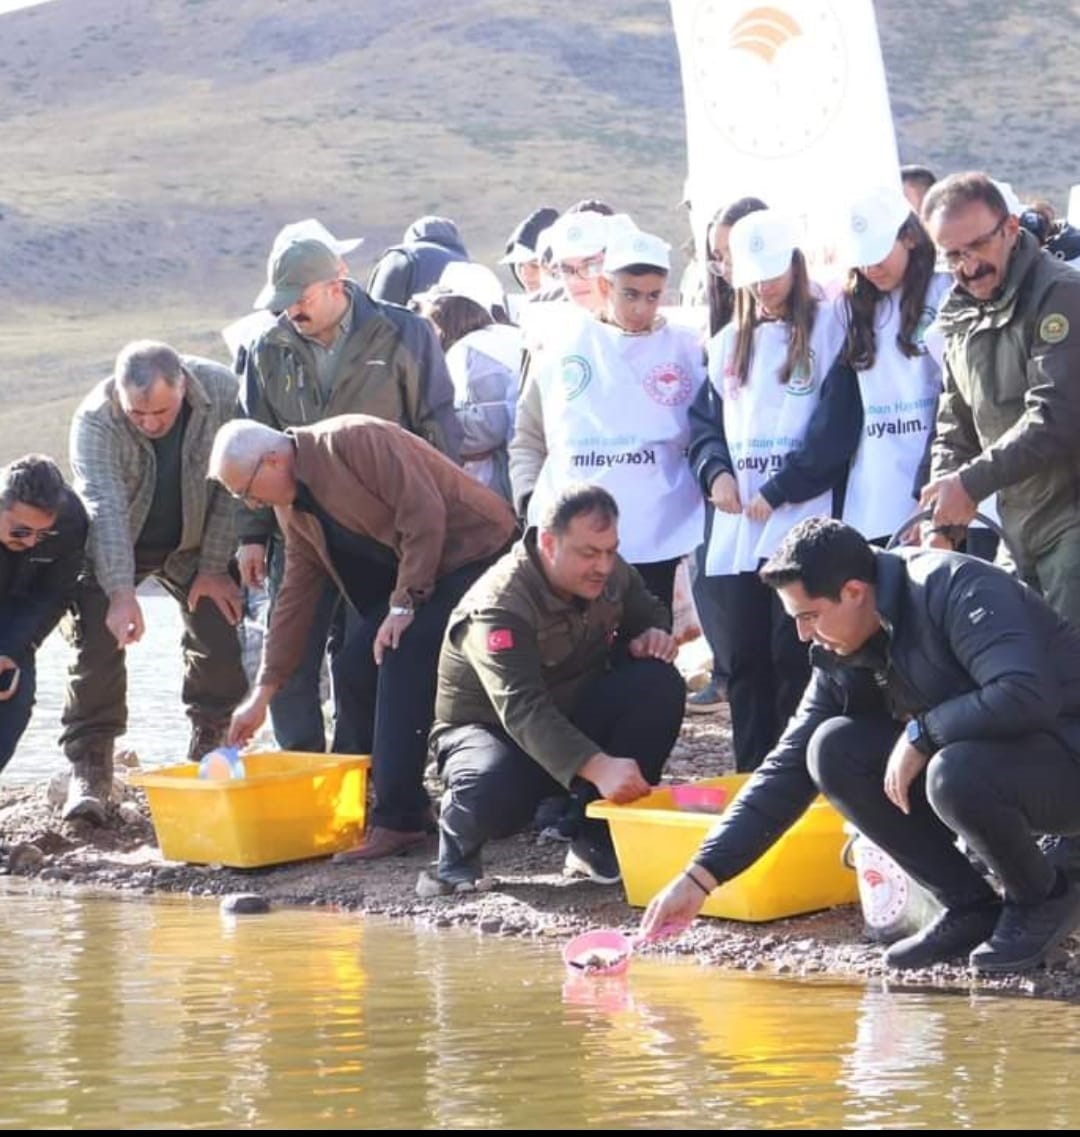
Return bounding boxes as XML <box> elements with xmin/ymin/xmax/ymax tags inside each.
<box><xmin>0</xmin><ymin>655</ymin><xmax>35</xmax><ymax>773</ymax></box>
<box><xmin>808</xmin><ymin>715</ymin><xmax>1080</xmax><ymax>907</ymax></box>
<box><xmin>720</xmin><ymin>571</ymin><xmax>809</xmax><ymax>771</ymax></box>
<box><xmin>691</xmin><ymin>539</ymin><xmax>731</xmax><ymax>683</ymax></box>
<box><xmin>632</xmin><ymin>557</ymin><xmax>679</xmax><ymax>617</ymax></box>
<box><xmin>60</xmin><ymin>558</ymin><xmax>248</xmax><ymax>759</ymax></box>
<box><xmin>330</xmin><ymin>559</ymin><xmax>494</xmax><ymax>831</ymax></box>
<box><xmin>433</xmin><ymin>658</ymin><xmax>686</xmax><ymax>878</ymax></box>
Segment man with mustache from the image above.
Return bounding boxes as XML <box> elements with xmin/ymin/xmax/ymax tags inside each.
<box><xmin>921</xmin><ymin>172</ymin><xmax>1080</xmax><ymax>881</ymax></box>
<box><xmin>239</xmin><ymin>236</ymin><xmax>462</xmax><ymax>786</ymax></box>
<box><xmin>420</xmin><ymin>484</ymin><xmax>684</xmax><ymax>895</ymax></box>
<box><xmin>921</xmin><ymin>173</ymin><xmax>1080</xmax><ymax>627</ymax></box>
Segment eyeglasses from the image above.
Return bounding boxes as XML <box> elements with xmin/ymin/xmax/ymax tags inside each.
<box><xmin>8</xmin><ymin>523</ymin><xmax>58</xmax><ymax>541</ymax></box>
<box><xmin>231</xmin><ymin>455</ymin><xmax>266</xmax><ymax>507</ymax></box>
<box><xmin>555</xmin><ymin>258</ymin><xmax>604</xmax><ymax>281</ymax></box>
<box><xmin>941</xmin><ymin>218</ymin><xmax>1006</xmax><ymax>270</ymax></box>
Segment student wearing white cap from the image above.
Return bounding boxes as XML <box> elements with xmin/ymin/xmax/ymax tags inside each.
<box><xmin>703</xmin><ymin>210</ymin><xmax>861</xmax><ymax>770</ymax></box>
<box><xmin>836</xmin><ymin>187</ymin><xmax>952</xmax><ymax>543</ymax></box>
<box><xmin>543</xmin><ymin>210</ymin><xmax>612</xmax><ymax>315</ymax></box>
<box><xmin>510</xmin><ymin>227</ymin><xmax>705</xmax><ymax>611</ymax></box>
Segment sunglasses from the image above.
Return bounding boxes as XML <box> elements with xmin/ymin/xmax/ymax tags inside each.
<box><xmin>9</xmin><ymin>524</ymin><xmax>58</xmax><ymax>541</ymax></box>
<box><xmin>230</xmin><ymin>454</ymin><xmax>266</xmax><ymax>508</ymax></box>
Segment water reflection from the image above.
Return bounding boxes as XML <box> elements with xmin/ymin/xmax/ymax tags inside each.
<box><xmin>2</xmin><ymin>885</ymin><xmax>1080</xmax><ymax>1128</ymax></box>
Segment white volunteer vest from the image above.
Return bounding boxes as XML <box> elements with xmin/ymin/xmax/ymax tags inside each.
<box><xmin>705</xmin><ymin>298</ymin><xmax>847</xmax><ymax>576</ymax></box>
<box><xmin>842</xmin><ymin>274</ymin><xmax>951</xmax><ymax>540</ymax></box>
<box><xmin>526</xmin><ymin>315</ymin><xmax>705</xmax><ymax>563</ymax></box>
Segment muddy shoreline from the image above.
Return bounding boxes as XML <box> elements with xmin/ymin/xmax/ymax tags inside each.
<box><xmin>3</xmin><ymin>710</ymin><xmax>1079</xmax><ymax>1003</ymax></box>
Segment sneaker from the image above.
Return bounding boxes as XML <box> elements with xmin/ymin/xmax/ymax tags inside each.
<box><xmin>61</xmin><ymin>746</ymin><xmax>115</xmax><ymax>826</ymax></box>
<box><xmin>970</xmin><ymin>875</ymin><xmax>1080</xmax><ymax>973</ymax></box>
<box><xmin>415</xmin><ymin>867</ymin><xmax>494</xmax><ymax>898</ymax></box>
<box><xmin>563</xmin><ymin>835</ymin><xmax>622</xmax><ymax>885</ymax></box>
<box><xmin>686</xmin><ymin>677</ymin><xmax>726</xmax><ymax>714</ymax></box>
<box><xmin>884</xmin><ymin>901</ymin><xmax>1002</xmax><ymax>970</ymax></box>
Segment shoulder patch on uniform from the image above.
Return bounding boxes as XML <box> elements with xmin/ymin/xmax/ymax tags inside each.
<box><xmin>487</xmin><ymin>628</ymin><xmax>515</xmax><ymax>652</ymax></box>
<box><xmin>1039</xmin><ymin>313</ymin><xmax>1070</xmax><ymax>344</ymax></box>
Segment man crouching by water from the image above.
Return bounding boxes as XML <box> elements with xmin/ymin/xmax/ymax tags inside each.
<box><xmin>422</xmin><ymin>484</ymin><xmax>685</xmax><ymax>895</ymax></box>
<box><xmin>641</xmin><ymin>517</ymin><xmax>1080</xmax><ymax>974</ymax></box>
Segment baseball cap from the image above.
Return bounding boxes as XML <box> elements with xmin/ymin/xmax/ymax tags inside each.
<box><xmin>603</xmin><ymin>228</ymin><xmax>671</xmax><ymax>274</ymax></box>
<box><xmin>253</xmin><ymin>238</ymin><xmax>340</xmax><ymax>311</ymax></box>
<box><xmin>271</xmin><ymin>218</ymin><xmax>363</xmax><ymax>258</ymax></box>
<box><xmin>500</xmin><ymin>206</ymin><xmax>560</xmax><ymax>265</ymax></box>
<box><xmin>546</xmin><ymin>211</ymin><xmax>611</xmax><ymax>261</ymax></box>
<box><xmin>728</xmin><ymin>210</ymin><xmax>799</xmax><ymax>288</ymax></box>
<box><xmin>436</xmin><ymin>260</ymin><xmax>507</xmax><ymax>317</ymax></box>
<box><xmin>839</xmin><ymin>186</ymin><xmax>913</xmax><ymax>269</ymax></box>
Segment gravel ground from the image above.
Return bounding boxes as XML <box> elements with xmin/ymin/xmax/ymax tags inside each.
<box><xmin>4</xmin><ymin>702</ymin><xmax>1080</xmax><ymax>1003</ymax></box>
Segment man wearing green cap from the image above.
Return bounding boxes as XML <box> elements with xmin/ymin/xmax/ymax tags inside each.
<box><xmin>239</xmin><ymin>236</ymin><xmax>463</xmax><ymax>758</ymax></box>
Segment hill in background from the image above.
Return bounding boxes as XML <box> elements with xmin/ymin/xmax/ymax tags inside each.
<box><xmin>1</xmin><ymin>0</ymin><xmax>1077</xmax><ymax>464</ymax></box>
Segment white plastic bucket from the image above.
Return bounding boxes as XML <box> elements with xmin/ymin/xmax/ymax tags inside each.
<box><xmin>842</xmin><ymin>828</ymin><xmax>942</xmax><ymax>944</ymax></box>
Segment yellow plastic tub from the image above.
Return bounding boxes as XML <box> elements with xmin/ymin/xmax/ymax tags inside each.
<box><xmin>130</xmin><ymin>751</ymin><xmax>370</xmax><ymax>868</ymax></box>
<box><xmin>587</xmin><ymin>774</ymin><xmax>856</xmax><ymax>922</ymax></box>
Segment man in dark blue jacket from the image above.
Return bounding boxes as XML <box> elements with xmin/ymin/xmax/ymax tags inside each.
<box><xmin>641</xmin><ymin>517</ymin><xmax>1080</xmax><ymax>974</ymax></box>
<box><xmin>0</xmin><ymin>454</ymin><xmax>87</xmax><ymax>771</ymax></box>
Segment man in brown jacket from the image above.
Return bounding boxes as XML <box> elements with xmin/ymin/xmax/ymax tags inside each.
<box><xmin>211</xmin><ymin>414</ymin><xmax>516</xmax><ymax>859</ymax></box>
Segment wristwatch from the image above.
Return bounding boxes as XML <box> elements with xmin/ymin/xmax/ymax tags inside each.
<box><xmin>389</xmin><ymin>605</ymin><xmax>413</xmax><ymax>617</ymax></box>
<box><xmin>905</xmin><ymin>715</ymin><xmax>933</xmax><ymax>756</ymax></box>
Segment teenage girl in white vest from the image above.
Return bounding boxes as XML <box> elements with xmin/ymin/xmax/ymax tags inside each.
<box><xmin>704</xmin><ymin>210</ymin><xmax>862</xmax><ymax>770</ymax></box>
<box><xmin>513</xmin><ymin>225</ymin><xmax>706</xmax><ymax>611</ymax></box>
<box><xmin>836</xmin><ymin>186</ymin><xmax>952</xmax><ymax>544</ymax></box>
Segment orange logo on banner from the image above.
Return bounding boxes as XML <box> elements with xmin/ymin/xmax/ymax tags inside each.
<box><xmin>730</xmin><ymin>6</ymin><xmax>803</xmax><ymax>64</ymax></box>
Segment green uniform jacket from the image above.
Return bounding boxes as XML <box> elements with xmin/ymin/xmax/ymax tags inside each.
<box><xmin>240</xmin><ymin>280</ymin><xmax>463</xmax><ymax>541</ymax></box>
<box><xmin>431</xmin><ymin>532</ymin><xmax>671</xmax><ymax>786</ymax></box>
<box><xmin>931</xmin><ymin>231</ymin><xmax>1080</xmax><ymax>562</ymax></box>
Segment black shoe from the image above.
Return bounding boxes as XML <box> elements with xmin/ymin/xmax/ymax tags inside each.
<box><xmin>563</xmin><ymin>834</ymin><xmax>621</xmax><ymax>885</ymax></box>
<box><xmin>1038</xmin><ymin>834</ymin><xmax>1080</xmax><ymax>881</ymax></box>
<box><xmin>885</xmin><ymin>902</ymin><xmax>1002</xmax><ymax>970</ymax></box>
<box><xmin>970</xmin><ymin>877</ymin><xmax>1080</xmax><ymax>973</ymax></box>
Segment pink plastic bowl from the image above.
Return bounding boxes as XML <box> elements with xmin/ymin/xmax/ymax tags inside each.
<box><xmin>561</xmin><ymin>929</ymin><xmax>633</xmax><ymax>977</ymax></box>
<box><xmin>670</xmin><ymin>783</ymin><xmax>728</xmax><ymax>814</ymax></box>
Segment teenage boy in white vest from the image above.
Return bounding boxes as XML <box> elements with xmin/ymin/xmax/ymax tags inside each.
<box><xmin>510</xmin><ymin>226</ymin><xmax>705</xmax><ymax>613</ymax></box>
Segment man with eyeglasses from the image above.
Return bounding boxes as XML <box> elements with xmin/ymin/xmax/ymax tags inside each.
<box><xmin>238</xmin><ymin>236</ymin><xmax>462</xmax><ymax>760</ymax></box>
<box><xmin>920</xmin><ymin>172</ymin><xmax>1080</xmax><ymax>627</ymax></box>
<box><xmin>0</xmin><ymin>455</ymin><xmax>87</xmax><ymax>774</ymax></box>
<box><xmin>920</xmin><ymin>172</ymin><xmax>1080</xmax><ymax>883</ymax></box>
<box><xmin>62</xmin><ymin>341</ymin><xmax>248</xmax><ymax>823</ymax></box>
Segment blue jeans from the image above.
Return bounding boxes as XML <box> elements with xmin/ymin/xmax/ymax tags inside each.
<box><xmin>266</xmin><ymin>534</ymin><xmax>351</xmax><ymax>753</ymax></box>
<box><xmin>0</xmin><ymin>655</ymin><xmax>35</xmax><ymax>773</ymax></box>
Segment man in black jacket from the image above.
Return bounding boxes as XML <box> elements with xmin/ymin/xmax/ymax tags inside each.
<box><xmin>641</xmin><ymin>517</ymin><xmax>1080</xmax><ymax>974</ymax></box>
<box><xmin>0</xmin><ymin>455</ymin><xmax>87</xmax><ymax>771</ymax></box>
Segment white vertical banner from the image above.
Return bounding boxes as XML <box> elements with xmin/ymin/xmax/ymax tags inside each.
<box><xmin>670</xmin><ymin>0</ymin><xmax>900</xmax><ymax>268</ymax></box>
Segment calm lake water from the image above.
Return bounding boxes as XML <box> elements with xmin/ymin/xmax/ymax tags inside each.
<box><xmin>2</xmin><ymin>884</ymin><xmax>1080</xmax><ymax>1130</ymax></box>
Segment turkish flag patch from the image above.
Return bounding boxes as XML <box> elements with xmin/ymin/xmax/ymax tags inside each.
<box><xmin>487</xmin><ymin>628</ymin><xmax>515</xmax><ymax>652</ymax></box>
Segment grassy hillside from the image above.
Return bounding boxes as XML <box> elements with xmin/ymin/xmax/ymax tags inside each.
<box><xmin>0</xmin><ymin>0</ymin><xmax>1077</xmax><ymax>465</ymax></box>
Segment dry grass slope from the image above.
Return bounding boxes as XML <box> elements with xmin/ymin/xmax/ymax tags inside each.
<box><xmin>0</xmin><ymin>0</ymin><xmax>1077</xmax><ymax>466</ymax></box>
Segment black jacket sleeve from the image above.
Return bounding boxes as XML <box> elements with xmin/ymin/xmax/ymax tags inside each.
<box><xmin>687</xmin><ymin>377</ymin><xmax>733</xmax><ymax>497</ymax></box>
<box><xmin>759</xmin><ymin>357</ymin><xmax>863</xmax><ymax>507</ymax></box>
<box><xmin>0</xmin><ymin>491</ymin><xmax>87</xmax><ymax>664</ymax></box>
<box><xmin>693</xmin><ymin>667</ymin><xmax>843</xmax><ymax>882</ymax></box>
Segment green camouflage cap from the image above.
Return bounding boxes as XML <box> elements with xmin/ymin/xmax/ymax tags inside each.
<box><xmin>253</xmin><ymin>238</ymin><xmax>340</xmax><ymax>311</ymax></box>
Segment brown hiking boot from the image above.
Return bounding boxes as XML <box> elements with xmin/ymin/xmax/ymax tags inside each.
<box><xmin>62</xmin><ymin>746</ymin><xmax>115</xmax><ymax>826</ymax></box>
<box><xmin>186</xmin><ymin>718</ymin><xmax>230</xmax><ymax>764</ymax></box>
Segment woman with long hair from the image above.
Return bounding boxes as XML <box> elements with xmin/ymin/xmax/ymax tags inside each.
<box><xmin>836</xmin><ymin>186</ymin><xmax>951</xmax><ymax>544</ymax></box>
<box><xmin>703</xmin><ymin>210</ymin><xmax>862</xmax><ymax>770</ymax></box>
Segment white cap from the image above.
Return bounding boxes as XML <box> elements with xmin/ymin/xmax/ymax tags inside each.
<box><xmin>991</xmin><ymin>179</ymin><xmax>1022</xmax><ymax>217</ymax></box>
<box><xmin>500</xmin><ymin>242</ymin><xmax>538</xmax><ymax>266</ymax></box>
<box><xmin>839</xmin><ymin>186</ymin><xmax>913</xmax><ymax>269</ymax></box>
<box><xmin>1068</xmin><ymin>184</ymin><xmax>1080</xmax><ymax>228</ymax></box>
<box><xmin>728</xmin><ymin>210</ymin><xmax>799</xmax><ymax>288</ymax></box>
<box><xmin>546</xmin><ymin>211</ymin><xmax>611</xmax><ymax>261</ymax></box>
<box><xmin>603</xmin><ymin>228</ymin><xmax>670</xmax><ymax>274</ymax></box>
<box><xmin>271</xmin><ymin>218</ymin><xmax>364</xmax><ymax>259</ymax></box>
<box><xmin>436</xmin><ymin>260</ymin><xmax>506</xmax><ymax>317</ymax></box>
